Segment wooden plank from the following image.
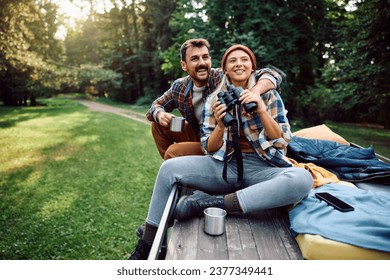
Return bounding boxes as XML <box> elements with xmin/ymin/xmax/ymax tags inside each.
<box><xmin>248</xmin><ymin>210</ymin><xmax>291</xmax><ymax>259</ymax></box>
<box><xmin>248</xmin><ymin>208</ymin><xmax>302</xmax><ymax>260</ymax></box>
<box><xmin>165</xmin><ymin>218</ymin><xmax>199</xmax><ymax>260</ymax></box>
<box><xmin>197</xmin><ymin>218</ymin><xmax>228</xmax><ymax>259</ymax></box>
<box><xmin>166</xmin><ymin>207</ymin><xmax>302</xmax><ymax>260</ymax></box>
<box><xmin>225</xmin><ymin>215</ymin><xmax>259</xmax><ymax>259</ymax></box>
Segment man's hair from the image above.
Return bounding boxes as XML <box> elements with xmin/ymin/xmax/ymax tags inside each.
<box><xmin>180</xmin><ymin>38</ymin><xmax>210</xmax><ymax>62</ymax></box>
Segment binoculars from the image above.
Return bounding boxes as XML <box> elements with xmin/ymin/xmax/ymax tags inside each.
<box><xmin>217</xmin><ymin>85</ymin><xmax>257</xmax><ymax>127</ymax></box>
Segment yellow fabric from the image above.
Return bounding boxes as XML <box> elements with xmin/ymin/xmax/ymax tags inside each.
<box><xmin>289</xmin><ymin>158</ymin><xmax>339</xmax><ymax>188</ymax></box>
<box><xmin>293</xmin><ymin>124</ymin><xmax>350</xmax><ymax>146</ymax></box>
<box><xmin>296</xmin><ymin>234</ymin><xmax>390</xmax><ymax>260</ymax></box>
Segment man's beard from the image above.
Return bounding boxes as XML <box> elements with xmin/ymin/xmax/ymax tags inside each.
<box><xmin>193</xmin><ymin>65</ymin><xmax>209</xmax><ymax>83</ymax></box>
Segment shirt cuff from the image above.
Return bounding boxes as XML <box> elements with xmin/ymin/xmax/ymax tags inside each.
<box><xmin>153</xmin><ymin>108</ymin><xmax>164</xmax><ymax>122</ymax></box>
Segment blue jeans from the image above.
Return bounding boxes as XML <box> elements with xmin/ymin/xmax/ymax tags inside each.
<box><xmin>146</xmin><ymin>153</ymin><xmax>313</xmax><ymax>227</ymax></box>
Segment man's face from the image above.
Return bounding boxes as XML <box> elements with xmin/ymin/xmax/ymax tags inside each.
<box><xmin>180</xmin><ymin>45</ymin><xmax>211</xmax><ymax>87</ymax></box>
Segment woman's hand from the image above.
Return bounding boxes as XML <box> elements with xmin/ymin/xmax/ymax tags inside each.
<box><xmin>206</xmin><ymin>100</ymin><xmax>227</xmax><ymax>152</ymax></box>
<box><xmin>239</xmin><ymin>89</ymin><xmax>267</xmax><ymax>116</ymax></box>
<box><xmin>240</xmin><ymin>89</ymin><xmax>282</xmax><ymax>139</ymax></box>
<box><xmin>212</xmin><ymin>101</ymin><xmax>227</xmax><ymax>129</ymax></box>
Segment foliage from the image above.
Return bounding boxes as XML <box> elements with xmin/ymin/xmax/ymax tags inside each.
<box><xmin>0</xmin><ymin>0</ymin><xmax>62</xmax><ymax>105</ymax></box>
<box><xmin>321</xmin><ymin>0</ymin><xmax>390</xmax><ymax>127</ymax></box>
<box><xmin>77</xmin><ymin>64</ymin><xmax>122</xmax><ymax>97</ymax></box>
<box><xmin>1</xmin><ymin>0</ymin><xmax>389</xmax><ymax>127</ymax></box>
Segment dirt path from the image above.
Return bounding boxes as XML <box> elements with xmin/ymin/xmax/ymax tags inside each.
<box><xmin>77</xmin><ymin>99</ymin><xmax>150</xmax><ymax>125</ymax></box>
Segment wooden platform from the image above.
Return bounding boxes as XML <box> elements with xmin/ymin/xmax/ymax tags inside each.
<box><xmin>165</xmin><ymin>207</ymin><xmax>303</xmax><ymax>260</ymax></box>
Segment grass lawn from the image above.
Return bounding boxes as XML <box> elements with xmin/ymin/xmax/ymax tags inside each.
<box><xmin>1</xmin><ymin>96</ymin><xmax>389</xmax><ymax>260</ymax></box>
<box><xmin>0</xmin><ymin>97</ymin><xmax>162</xmax><ymax>259</ymax></box>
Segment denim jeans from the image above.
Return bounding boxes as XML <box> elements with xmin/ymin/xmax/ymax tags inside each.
<box><xmin>146</xmin><ymin>153</ymin><xmax>313</xmax><ymax>227</ymax></box>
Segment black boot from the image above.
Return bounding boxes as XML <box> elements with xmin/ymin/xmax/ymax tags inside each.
<box><xmin>136</xmin><ymin>224</ymin><xmax>145</xmax><ymax>238</ymax></box>
<box><xmin>175</xmin><ymin>190</ymin><xmax>224</xmax><ymax>220</ymax></box>
<box><xmin>128</xmin><ymin>239</ymin><xmax>152</xmax><ymax>260</ymax></box>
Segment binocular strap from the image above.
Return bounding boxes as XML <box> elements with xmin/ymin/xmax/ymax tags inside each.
<box><xmin>222</xmin><ymin>106</ymin><xmax>243</xmax><ymax>186</ymax></box>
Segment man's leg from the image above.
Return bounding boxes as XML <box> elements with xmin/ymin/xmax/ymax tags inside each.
<box><xmin>164</xmin><ymin>142</ymin><xmax>203</xmax><ymax>160</ymax></box>
<box><xmin>151</xmin><ymin>121</ymin><xmax>199</xmax><ymax>158</ymax></box>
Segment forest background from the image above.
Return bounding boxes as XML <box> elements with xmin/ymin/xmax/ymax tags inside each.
<box><xmin>1</xmin><ymin>0</ymin><xmax>389</xmax><ymax>128</ymax></box>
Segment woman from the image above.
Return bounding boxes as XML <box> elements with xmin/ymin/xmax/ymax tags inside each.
<box><xmin>129</xmin><ymin>44</ymin><xmax>313</xmax><ymax>260</ymax></box>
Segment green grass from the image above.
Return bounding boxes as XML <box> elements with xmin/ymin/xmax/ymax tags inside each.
<box><xmin>0</xmin><ymin>97</ymin><xmax>162</xmax><ymax>259</ymax></box>
<box><xmin>325</xmin><ymin>123</ymin><xmax>390</xmax><ymax>159</ymax></box>
<box><xmin>1</xmin><ymin>96</ymin><xmax>389</xmax><ymax>260</ymax></box>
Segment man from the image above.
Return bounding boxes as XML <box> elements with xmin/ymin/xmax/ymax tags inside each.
<box><xmin>146</xmin><ymin>38</ymin><xmax>282</xmax><ymax>160</ymax></box>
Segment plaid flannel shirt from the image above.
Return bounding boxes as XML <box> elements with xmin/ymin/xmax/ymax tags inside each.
<box><xmin>201</xmin><ymin>89</ymin><xmax>293</xmax><ymax>168</ymax></box>
<box><xmin>146</xmin><ymin>68</ymin><xmax>282</xmax><ymax>134</ymax></box>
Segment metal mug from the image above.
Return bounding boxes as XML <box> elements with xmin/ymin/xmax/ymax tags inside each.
<box><xmin>170</xmin><ymin>116</ymin><xmax>185</xmax><ymax>132</ymax></box>
<box><xmin>203</xmin><ymin>207</ymin><xmax>227</xmax><ymax>236</ymax></box>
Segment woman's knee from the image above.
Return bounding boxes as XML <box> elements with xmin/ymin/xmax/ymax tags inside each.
<box><xmin>159</xmin><ymin>157</ymin><xmax>188</xmax><ymax>180</ymax></box>
<box><xmin>291</xmin><ymin>167</ymin><xmax>313</xmax><ymax>194</ymax></box>
<box><xmin>159</xmin><ymin>157</ymin><xmax>178</xmax><ymax>173</ymax></box>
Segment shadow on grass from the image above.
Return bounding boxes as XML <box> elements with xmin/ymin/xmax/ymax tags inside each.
<box><xmin>0</xmin><ymin>98</ymin><xmax>84</xmax><ymax>128</ymax></box>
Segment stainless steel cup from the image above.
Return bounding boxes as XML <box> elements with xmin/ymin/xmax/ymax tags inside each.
<box><xmin>203</xmin><ymin>207</ymin><xmax>227</xmax><ymax>236</ymax></box>
<box><xmin>170</xmin><ymin>117</ymin><xmax>185</xmax><ymax>132</ymax></box>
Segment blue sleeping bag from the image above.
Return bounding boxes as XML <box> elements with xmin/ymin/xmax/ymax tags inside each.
<box><xmin>289</xmin><ymin>183</ymin><xmax>390</xmax><ymax>252</ymax></box>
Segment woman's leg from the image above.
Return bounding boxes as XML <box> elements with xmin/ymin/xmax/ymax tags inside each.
<box><xmin>145</xmin><ymin>155</ymin><xmax>237</xmax><ymax>227</ymax></box>
<box><xmin>131</xmin><ymin>155</ymin><xmax>230</xmax><ymax>260</ymax></box>
<box><xmin>236</xmin><ymin>154</ymin><xmax>313</xmax><ymax>214</ymax></box>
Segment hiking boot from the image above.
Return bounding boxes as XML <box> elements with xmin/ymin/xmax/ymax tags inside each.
<box><xmin>175</xmin><ymin>190</ymin><xmax>224</xmax><ymax>221</ymax></box>
<box><xmin>136</xmin><ymin>223</ymin><xmax>145</xmax><ymax>238</ymax></box>
<box><xmin>134</xmin><ymin>185</ymin><xmax>194</xmax><ymax>238</ymax></box>
<box><xmin>179</xmin><ymin>185</ymin><xmax>194</xmax><ymax>197</ymax></box>
<box><xmin>128</xmin><ymin>239</ymin><xmax>152</xmax><ymax>260</ymax></box>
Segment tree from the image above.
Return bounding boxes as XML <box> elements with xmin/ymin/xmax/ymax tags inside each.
<box><xmin>168</xmin><ymin>0</ymin><xmax>331</xmax><ymax>124</ymax></box>
<box><xmin>0</xmin><ymin>0</ymin><xmax>63</xmax><ymax>106</ymax></box>
<box><xmin>322</xmin><ymin>0</ymin><xmax>390</xmax><ymax>127</ymax></box>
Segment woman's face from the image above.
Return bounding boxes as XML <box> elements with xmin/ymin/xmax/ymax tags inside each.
<box><xmin>225</xmin><ymin>49</ymin><xmax>253</xmax><ymax>87</ymax></box>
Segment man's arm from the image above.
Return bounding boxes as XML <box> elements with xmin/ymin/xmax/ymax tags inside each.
<box><xmin>251</xmin><ymin>68</ymin><xmax>283</xmax><ymax>95</ymax></box>
<box><xmin>250</xmin><ymin>77</ymin><xmax>276</xmax><ymax>96</ymax></box>
<box><xmin>146</xmin><ymin>82</ymin><xmax>178</xmax><ymax>122</ymax></box>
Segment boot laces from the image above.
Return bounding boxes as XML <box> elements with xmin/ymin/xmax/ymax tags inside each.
<box><xmin>197</xmin><ymin>198</ymin><xmax>223</xmax><ymax>208</ymax></box>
